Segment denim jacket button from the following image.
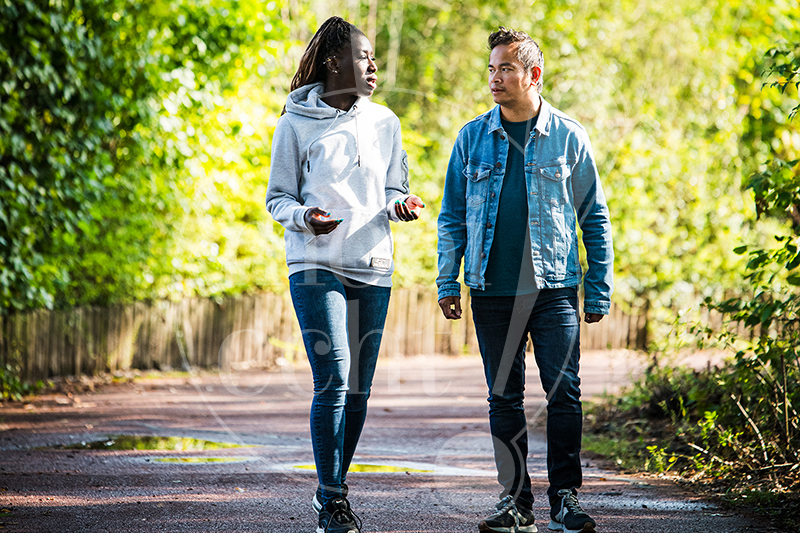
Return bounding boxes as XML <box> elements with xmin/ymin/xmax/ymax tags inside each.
<box><xmin>491</xmin><ymin>192</ymin><xmax>496</xmax><ymax>198</ymax></box>
<box><xmin>495</xmin><ymin>162</ymin><xmax>501</xmax><ymax>168</ymax></box>
<box><xmin>480</xmin><ymin>252</ymin><xmax>486</xmax><ymax>258</ymax></box>
<box><xmin>486</xmin><ymin>222</ymin><xmax>492</xmax><ymax>229</ymax></box>
<box><xmin>473</xmin><ymin>172</ymin><xmax>478</xmax><ymax>178</ymax></box>
<box><xmin>500</xmin><ymin>135</ymin><xmax>506</xmax><ymax>140</ymax></box>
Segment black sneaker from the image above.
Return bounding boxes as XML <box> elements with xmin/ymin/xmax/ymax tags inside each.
<box><xmin>479</xmin><ymin>495</ymin><xmax>538</xmax><ymax>533</ymax></box>
<box><xmin>317</xmin><ymin>497</ymin><xmax>361</xmax><ymax>533</ymax></box>
<box><xmin>548</xmin><ymin>489</ymin><xmax>596</xmax><ymax>533</ymax></box>
<box><xmin>313</xmin><ymin>483</ymin><xmax>349</xmax><ymax>514</ymax></box>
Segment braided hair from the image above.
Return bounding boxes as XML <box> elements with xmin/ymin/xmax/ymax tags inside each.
<box><xmin>289</xmin><ymin>17</ymin><xmax>364</xmax><ymax>93</ymax></box>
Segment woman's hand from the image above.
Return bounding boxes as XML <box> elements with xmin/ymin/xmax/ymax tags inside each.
<box><xmin>395</xmin><ymin>195</ymin><xmax>425</xmax><ymax>222</ymax></box>
<box><xmin>304</xmin><ymin>207</ymin><xmax>342</xmax><ymax>235</ymax></box>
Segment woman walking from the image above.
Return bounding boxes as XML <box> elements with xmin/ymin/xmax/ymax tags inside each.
<box><xmin>266</xmin><ymin>16</ymin><xmax>424</xmax><ymax>533</ymax></box>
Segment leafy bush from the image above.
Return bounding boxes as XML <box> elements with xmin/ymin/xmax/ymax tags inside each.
<box><xmin>587</xmin><ymin>354</ymin><xmax>799</xmax><ymax>524</ymax></box>
<box><xmin>0</xmin><ymin>0</ymin><xmax>287</xmax><ymax>313</ymax></box>
<box><xmin>586</xmin><ymin>42</ymin><xmax>800</xmax><ymax>529</ymax></box>
<box><xmin>0</xmin><ymin>363</ymin><xmax>38</xmax><ymax>401</ymax></box>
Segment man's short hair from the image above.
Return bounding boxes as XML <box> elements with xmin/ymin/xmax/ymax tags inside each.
<box><xmin>488</xmin><ymin>27</ymin><xmax>544</xmax><ymax>92</ymax></box>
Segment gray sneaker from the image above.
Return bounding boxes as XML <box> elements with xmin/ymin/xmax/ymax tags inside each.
<box><xmin>479</xmin><ymin>495</ymin><xmax>538</xmax><ymax>533</ymax></box>
<box><xmin>548</xmin><ymin>489</ymin><xmax>596</xmax><ymax>533</ymax></box>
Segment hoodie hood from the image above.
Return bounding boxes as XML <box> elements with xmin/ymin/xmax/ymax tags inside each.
<box><xmin>285</xmin><ymin>83</ymin><xmax>369</xmax><ymax>171</ymax></box>
<box><xmin>285</xmin><ymin>82</ymin><xmax>368</xmax><ymax>119</ymax></box>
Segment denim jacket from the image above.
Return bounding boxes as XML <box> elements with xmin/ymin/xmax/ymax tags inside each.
<box><xmin>436</xmin><ymin>97</ymin><xmax>614</xmax><ymax>314</ymax></box>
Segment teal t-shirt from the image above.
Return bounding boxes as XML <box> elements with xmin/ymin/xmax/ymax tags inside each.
<box><xmin>472</xmin><ymin>115</ymin><xmax>538</xmax><ymax>297</ymax></box>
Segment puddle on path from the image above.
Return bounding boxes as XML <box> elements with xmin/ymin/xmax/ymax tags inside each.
<box><xmin>294</xmin><ymin>463</ymin><xmax>434</xmax><ymax>473</ymax></box>
<box><xmin>277</xmin><ymin>461</ymin><xmax>493</xmax><ymax>477</ymax></box>
<box><xmin>47</xmin><ymin>436</ymin><xmax>253</xmax><ymax>451</ymax></box>
<box><xmin>150</xmin><ymin>457</ymin><xmax>250</xmax><ymax>464</ymax></box>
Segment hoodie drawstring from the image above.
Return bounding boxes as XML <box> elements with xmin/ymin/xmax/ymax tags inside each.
<box><xmin>306</xmin><ymin>110</ymin><xmax>341</xmax><ymax>172</ymax></box>
<box><xmin>353</xmin><ymin>104</ymin><xmax>361</xmax><ymax>167</ymax></box>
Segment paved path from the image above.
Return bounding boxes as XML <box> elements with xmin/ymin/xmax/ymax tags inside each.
<box><xmin>0</xmin><ymin>352</ymin><xmax>772</xmax><ymax>532</ymax></box>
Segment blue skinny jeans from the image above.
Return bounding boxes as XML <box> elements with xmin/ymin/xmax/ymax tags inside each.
<box><xmin>289</xmin><ymin>269</ymin><xmax>391</xmax><ymax>505</ymax></box>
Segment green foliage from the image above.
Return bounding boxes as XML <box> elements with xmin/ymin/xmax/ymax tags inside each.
<box><xmin>587</xmin><ymin>39</ymin><xmax>800</xmax><ymax>529</ymax></box>
<box><xmin>766</xmin><ymin>44</ymin><xmax>800</xmax><ymax>119</ymax></box>
<box><xmin>586</xmin><ymin>357</ymin><xmax>799</xmax><ymax>527</ymax></box>
<box><xmin>2</xmin><ymin>0</ymin><xmax>800</xmax><ymax>334</ymax></box>
<box><xmin>0</xmin><ymin>0</ymin><xmax>289</xmax><ymax>313</ymax></box>
<box><xmin>137</xmin><ymin>3</ymin><xmax>294</xmax><ymax>298</ymax></box>
<box><xmin>364</xmin><ymin>0</ymin><xmax>798</xmax><ymax>331</ymax></box>
<box><xmin>699</xmin><ymin>41</ymin><xmax>800</xmax><ymax>476</ymax></box>
<box><xmin>0</xmin><ymin>363</ymin><xmax>38</xmax><ymax>401</ymax></box>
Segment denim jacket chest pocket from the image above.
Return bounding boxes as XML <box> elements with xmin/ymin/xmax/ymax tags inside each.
<box><xmin>539</xmin><ymin>163</ymin><xmax>572</xmax><ymax>205</ymax></box>
<box><xmin>464</xmin><ymin>163</ymin><xmax>492</xmax><ymax>206</ymax></box>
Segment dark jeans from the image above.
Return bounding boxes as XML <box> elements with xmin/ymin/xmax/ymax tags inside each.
<box><xmin>289</xmin><ymin>269</ymin><xmax>391</xmax><ymax>505</ymax></box>
<box><xmin>470</xmin><ymin>287</ymin><xmax>583</xmax><ymax>511</ymax></box>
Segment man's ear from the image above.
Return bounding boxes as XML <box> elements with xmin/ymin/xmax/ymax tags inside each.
<box><xmin>530</xmin><ymin>66</ymin><xmax>542</xmax><ymax>86</ymax></box>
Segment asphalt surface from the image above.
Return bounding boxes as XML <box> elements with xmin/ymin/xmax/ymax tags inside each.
<box><xmin>0</xmin><ymin>352</ymin><xmax>773</xmax><ymax>532</ymax></box>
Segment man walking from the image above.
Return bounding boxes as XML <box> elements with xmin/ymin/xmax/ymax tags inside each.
<box><xmin>437</xmin><ymin>27</ymin><xmax>613</xmax><ymax>533</ymax></box>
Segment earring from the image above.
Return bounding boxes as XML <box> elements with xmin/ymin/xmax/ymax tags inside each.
<box><xmin>324</xmin><ymin>57</ymin><xmax>337</xmax><ymax>74</ymax></box>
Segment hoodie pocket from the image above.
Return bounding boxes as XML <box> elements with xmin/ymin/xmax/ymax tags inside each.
<box><xmin>302</xmin><ymin>208</ymin><xmax>393</xmax><ymax>271</ymax></box>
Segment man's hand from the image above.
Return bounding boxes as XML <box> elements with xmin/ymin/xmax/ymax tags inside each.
<box><xmin>304</xmin><ymin>207</ymin><xmax>342</xmax><ymax>235</ymax></box>
<box><xmin>395</xmin><ymin>195</ymin><xmax>425</xmax><ymax>221</ymax></box>
<box><xmin>584</xmin><ymin>313</ymin><xmax>604</xmax><ymax>323</ymax></box>
<box><xmin>438</xmin><ymin>296</ymin><xmax>462</xmax><ymax>320</ymax></box>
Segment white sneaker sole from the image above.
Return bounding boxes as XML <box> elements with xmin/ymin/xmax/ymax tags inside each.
<box><xmin>547</xmin><ymin>520</ymin><xmax>595</xmax><ymax>533</ymax></box>
<box><xmin>478</xmin><ymin>526</ymin><xmax>516</xmax><ymax>533</ymax></box>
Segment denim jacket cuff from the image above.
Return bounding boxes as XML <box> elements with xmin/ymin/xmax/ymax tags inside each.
<box><xmin>437</xmin><ymin>281</ymin><xmax>461</xmax><ymax>301</ymax></box>
<box><xmin>583</xmin><ymin>299</ymin><xmax>610</xmax><ymax>315</ymax></box>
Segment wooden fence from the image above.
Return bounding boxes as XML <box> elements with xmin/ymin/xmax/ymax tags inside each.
<box><xmin>0</xmin><ymin>290</ymin><xmax>647</xmax><ymax>383</ymax></box>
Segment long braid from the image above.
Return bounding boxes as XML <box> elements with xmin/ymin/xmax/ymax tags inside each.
<box><xmin>295</xmin><ymin>18</ymin><xmax>353</xmax><ymax>85</ymax></box>
<box><xmin>282</xmin><ymin>17</ymin><xmax>364</xmax><ymax>115</ymax></box>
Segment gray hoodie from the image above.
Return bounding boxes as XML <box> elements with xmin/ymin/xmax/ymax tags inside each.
<box><xmin>266</xmin><ymin>83</ymin><xmax>410</xmax><ymax>286</ymax></box>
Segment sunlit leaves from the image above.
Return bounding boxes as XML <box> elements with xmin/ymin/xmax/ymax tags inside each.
<box><xmin>765</xmin><ymin>44</ymin><xmax>800</xmax><ymax>118</ymax></box>
<box><xmin>696</xmin><ymin>43</ymin><xmax>800</xmax><ymax>494</ymax></box>
<box><xmin>0</xmin><ymin>0</ymin><xmax>289</xmax><ymax>312</ymax></box>
<box><xmin>3</xmin><ymin>0</ymin><xmax>800</xmax><ymax>319</ymax></box>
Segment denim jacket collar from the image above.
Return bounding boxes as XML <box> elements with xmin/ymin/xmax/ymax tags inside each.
<box><xmin>486</xmin><ymin>95</ymin><xmax>553</xmax><ymax>137</ymax></box>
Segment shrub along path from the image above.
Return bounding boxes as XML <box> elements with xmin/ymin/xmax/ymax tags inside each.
<box><xmin>0</xmin><ymin>353</ymin><xmax>775</xmax><ymax>532</ymax></box>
